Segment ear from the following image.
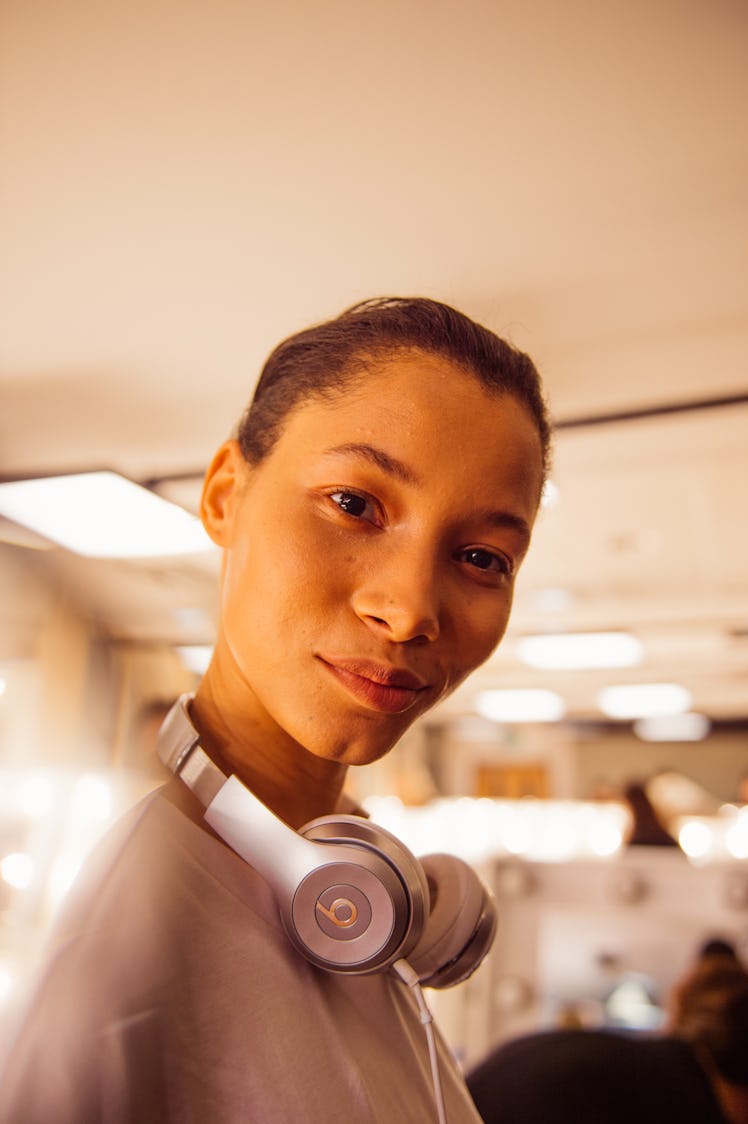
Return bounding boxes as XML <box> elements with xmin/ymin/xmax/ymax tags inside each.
<box><xmin>200</xmin><ymin>440</ymin><xmax>247</xmax><ymax>548</ymax></box>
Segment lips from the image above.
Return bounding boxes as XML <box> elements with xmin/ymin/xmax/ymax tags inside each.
<box><xmin>318</xmin><ymin>656</ymin><xmax>431</xmax><ymax>714</ymax></box>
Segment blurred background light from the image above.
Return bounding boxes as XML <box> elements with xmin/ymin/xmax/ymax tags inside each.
<box><xmin>517</xmin><ymin>631</ymin><xmax>643</xmax><ymax>671</ymax></box>
<box><xmin>0</xmin><ymin>967</ymin><xmax>13</xmax><ymax>1006</ymax></box>
<box><xmin>633</xmin><ymin>712</ymin><xmax>711</xmax><ymax>742</ymax></box>
<box><xmin>540</xmin><ymin>478</ymin><xmax>559</xmax><ymax>507</ymax></box>
<box><xmin>365</xmin><ymin>796</ymin><xmax>630</xmax><ymax>864</ymax></box>
<box><xmin>526</xmin><ymin>587</ymin><xmax>573</xmax><ymax>613</ymax></box>
<box><xmin>475</xmin><ymin>688</ymin><xmax>566</xmax><ymax>723</ymax></box>
<box><xmin>1</xmin><ymin>852</ymin><xmax>34</xmax><ymax>891</ymax></box>
<box><xmin>71</xmin><ymin>775</ymin><xmax>113</xmax><ymax>821</ymax></box>
<box><xmin>19</xmin><ymin>774</ymin><xmax>55</xmax><ymax>819</ymax></box>
<box><xmin>176</xmin><ymin>645</ymin><xmax>214</xmax><ymax>674</ymax></box>
<box><xmin>0</xmin><ymin>472</ymin><xmax>213</xmax><ymax>558</ymax></box>
<box><xmin>597</xmin><ymin>683</ymin><xmax>691</xmax><ymax>720</ymax></box>
<box><xmin>678</xmin><ymin>819</ymin><xmax>714</xmax><ymax>860</ymax></box>
<box><xmin>586</xmin><ymin>816</ymin><xmax>624</xmax><ymax>857</ymax></box>
<box><xmin>725</xmin><ymin>812</ymin><xmax>748</xmax><ymax>860</ymax></box>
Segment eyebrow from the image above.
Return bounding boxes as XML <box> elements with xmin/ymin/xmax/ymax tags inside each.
<box><xmin>477</xmin><ymin>507</ymin><xmax>533</xmax><ymax>542</ymax></box>
<box><xmin>324</xmin><ymin>442</ymin><xmax>421</xmax><ymax>485</ymax></box>
<box><xmin>324</xmin><ymin>441</ymin><xmax>533</xmax><ymax>542</ymax></box>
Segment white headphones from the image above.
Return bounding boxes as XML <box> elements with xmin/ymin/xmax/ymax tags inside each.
<box><xmin>157</xmin><ymin>694</ymin><xmax>497</xmax><ymax>988</ymax></box>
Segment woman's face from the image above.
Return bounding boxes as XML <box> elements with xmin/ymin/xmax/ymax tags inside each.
<box><xmin>203</xmin><ymin>352</ymin><xmax>544</xmax><ymax>767</ymax></box>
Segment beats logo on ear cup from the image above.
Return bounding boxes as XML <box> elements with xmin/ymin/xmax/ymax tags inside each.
<box><xmin>315</xmin><ymin>892</ymin><xmax>360</xmax><ymax>930</ymax></box>
<box><xmin>158</xmin><ymin>694</ymin><xmax>497</xmax><ymax>986</ymax></box>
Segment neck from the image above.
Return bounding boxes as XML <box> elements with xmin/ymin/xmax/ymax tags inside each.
<box><xmin>189</xmin><ymin>680</ymin><xmax>348</xmax><ymax>829</ymax></box>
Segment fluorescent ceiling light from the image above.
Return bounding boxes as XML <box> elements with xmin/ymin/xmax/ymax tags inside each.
<box><xmin>476</xmin><ymin>688</ymin><xmax>566</xmax><ymax>724</ymax></box>
<box><xmin>518</xmin><ymin>631</ymin><xmax>643</xmax><ymax>671</ymax></box>
<box><xmin>597</xmin><ymin>682</ymin><xmax>691</xmax><ymax>720</ymax></box>
<box><xmin>633</xmin><ymin>713</ymin><xmax>710</xmax><ymax>742</ymax></box>
<box><xmin>0</xmin><ymin>472</ymin><xmax>214</xmax><ymax>558</ymax></box>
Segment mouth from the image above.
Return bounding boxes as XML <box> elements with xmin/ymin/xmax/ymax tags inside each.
<box><xmin>318</xmin><ymin>656</ymin><xmax>431</xmax><ymax>715</ymax></box>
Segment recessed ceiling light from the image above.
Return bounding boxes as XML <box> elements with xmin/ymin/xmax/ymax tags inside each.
<box><xmin>518</xmin><ymin>631</ymin><xmax>643</xmax><ymax>670</ymax></box>
<box><xmin>597</xmin><ymin>682</ymin><xmax>691</xmax><ymax>720</ymax></box>
<box><xmin>0</xmin><ymin>472</ymin><xmax>214</xmax><ymax>559</ymax></box>
<box><xmin>476</xmin><ymin>688</ymin><xmax>566</xmax><ymax>723</ymax></box>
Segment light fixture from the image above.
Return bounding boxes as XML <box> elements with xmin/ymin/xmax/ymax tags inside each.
<box><xmin>633</xmin><ymin>713</ymin><xmax>710</xmax><ymax>742</ymax></box>
<box><xmin>475</xmin><ymin>688</ymin><xmax>566</xmax><ymax>723</ymax></box>
<box><xmin>0</xmin><ymin>472</ymin><xmax>214</xmax><ymax>558</ymax></box>
<box><xmin>518</xmin><ymin>631</ymin><xmax>643</xmax><ymax>671</ymax></box>
<box><xmin>597</xmin><ymin>682</ymin><xmax>691</xmax><ymax>720</ymax></box>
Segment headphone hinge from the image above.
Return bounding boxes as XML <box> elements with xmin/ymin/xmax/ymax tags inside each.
<box><xmin>180</xmin><ymin>744</ymin><xmax>226</xmax><ymax>808</ymax></box>
<box><xmin>157</xmin><ymin>693</ymin><xmax>226</xmax><ymax>808</ymax></box>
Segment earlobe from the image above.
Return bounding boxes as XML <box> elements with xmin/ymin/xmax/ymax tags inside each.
<box><xmin>200</xmin><ymin>440</ymin><xmax>247</xmax><ymax>547</ymax></box>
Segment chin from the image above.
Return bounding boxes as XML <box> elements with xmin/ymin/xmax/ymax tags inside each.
<box><xmin>305</xmin><ymin>723</ymin><xmax>409</xmax><ymax>768</ymax></box>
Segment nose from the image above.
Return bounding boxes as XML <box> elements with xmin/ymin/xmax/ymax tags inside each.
<box><xmin>351</xmin><ymin>545</ymin><xmax>441</xmax><ymax>644</ymax></box>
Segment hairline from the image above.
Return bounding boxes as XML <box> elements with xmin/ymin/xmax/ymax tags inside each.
<box><xmin>241</xmin><ymin>342</ymin><xmax>549</xmax><ymax>481</ymax></box>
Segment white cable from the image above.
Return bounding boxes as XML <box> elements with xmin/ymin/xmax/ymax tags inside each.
<box><xmin>392</xmin><ymin>959</ymin><xmax>448</xmax><ymax>1124</ymax></box>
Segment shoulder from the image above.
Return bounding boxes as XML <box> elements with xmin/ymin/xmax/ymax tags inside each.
<box><xmin>59</xmin><ymin>781</ymin><xmax>275</xmax><ymax>925</ymax></box>
<box><xmin>28</xmin><ymin>782</ymin><xmax>283</xmax><ymax>1018</ymax></box>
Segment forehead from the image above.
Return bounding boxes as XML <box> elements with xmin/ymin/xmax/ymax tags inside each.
<box><xmin>275</xmin><ymin>351</ymin><xmax>545</xmax><ymax>499</ymax></box>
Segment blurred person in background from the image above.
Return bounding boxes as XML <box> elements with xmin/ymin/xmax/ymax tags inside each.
<box><xmin>622</xmin><ymin>779</ymin><xmax>680</xmax><ymax>848</ymax></box>
<box><xmin>0</xmin><ymin>297</ymin><xmax>551</xmax><ymax>1124</ymax></box>
<box><xmin>666</xmin><ymin>939</ymin><xmax>748</xmax><ymax>1124</ymax></box>
<box><xmin>467</xmin><ymin>939</ymin><xmax>748</xmax><ymax>1124</ymax></box>
<box><xmin>646</xmin><ymin>768</ymin><xmax>723</xmax><ymax>821</ymax></box>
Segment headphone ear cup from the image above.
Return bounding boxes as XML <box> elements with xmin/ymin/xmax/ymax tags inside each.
<box><xmin>295</xmin><ymin>814</ymin><xmax>431</xmax><ymax>974</ymax></box>
<box><xmin>407</xmin><ymin>854</ymin><xmax>497</xmax><ymax>990</ymax></box>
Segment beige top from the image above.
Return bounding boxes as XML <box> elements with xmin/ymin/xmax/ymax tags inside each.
<box><xmin>0</xmin><ymin>784</ymin><xmax>482</xmax><ymax>1124</ymax></box>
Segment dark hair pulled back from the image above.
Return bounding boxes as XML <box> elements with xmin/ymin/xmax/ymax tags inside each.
<box><xmin>237</xmin><ymin>297</ymin><xmax>552</xmax><ymax>478</ymax></box>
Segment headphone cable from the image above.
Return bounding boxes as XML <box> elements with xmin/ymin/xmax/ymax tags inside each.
<box><xmin>392</xmin><ymin>959</ymin><xmax>448</xmax><ymax>1124</ymax></box>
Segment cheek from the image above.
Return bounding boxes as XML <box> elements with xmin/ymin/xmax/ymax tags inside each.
<box><xmin>221</xmin><ymin>509</ymin><xmax>350</xmax><ymax>629</ymax></box>
<box><xmin>452</xmin><ymin>594</ymin><xmax>514</xmax><ymax>675</ymax></box>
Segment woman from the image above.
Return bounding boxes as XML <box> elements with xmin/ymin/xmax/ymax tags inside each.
<box><xmin>0</xmin><ymin>297</ymin><xmax>550</xmax><ymax>1123</ymax></box>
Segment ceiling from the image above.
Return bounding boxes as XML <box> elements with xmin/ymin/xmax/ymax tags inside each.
<box><xmin>1</xmin><ymin>0</ymin><xmax>747</xmax><ymax>727</ymax></box>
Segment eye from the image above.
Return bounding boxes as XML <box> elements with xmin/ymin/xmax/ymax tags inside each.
<box><xmin>455</xmin><ymin>546</ymin><xmax>513</xmax><ymax>581</ymax></box>
<box><xmin>328</xmin><ymin>490</ymin><xmax>379</xmax><ymax>522</ymax></box>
